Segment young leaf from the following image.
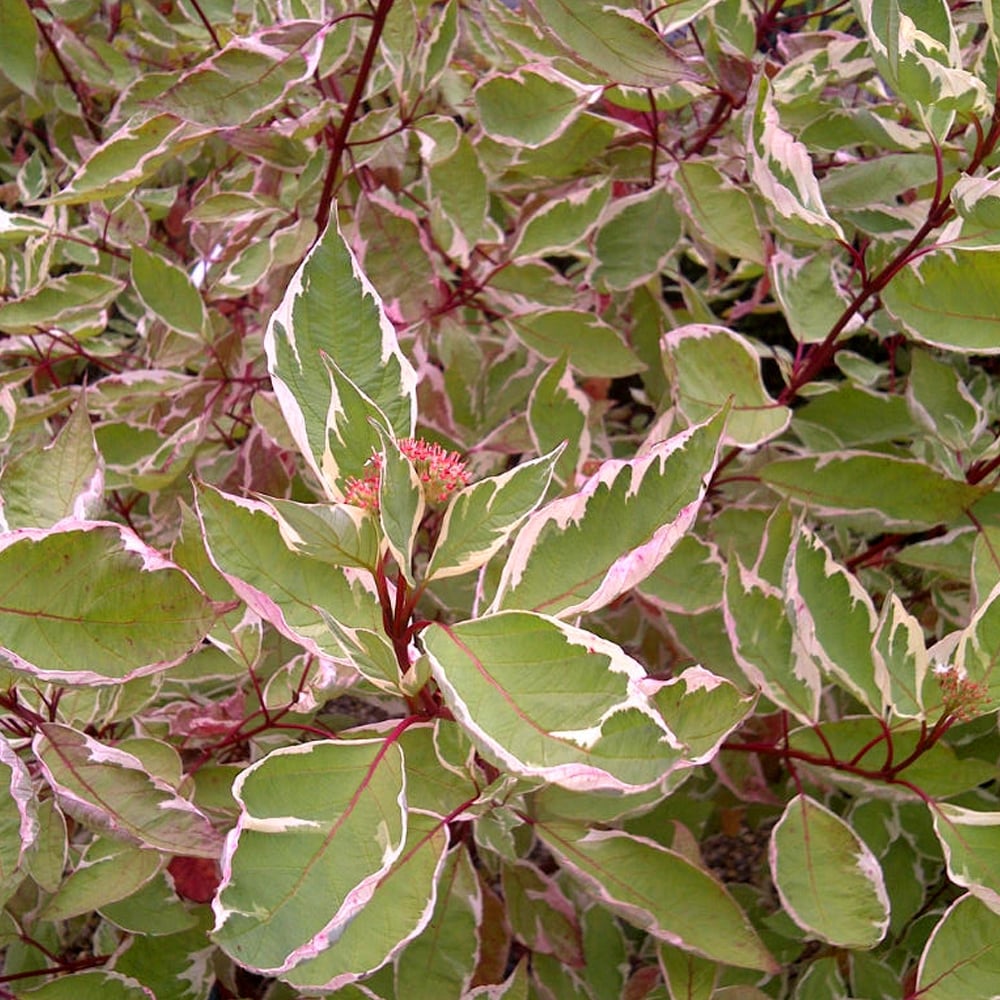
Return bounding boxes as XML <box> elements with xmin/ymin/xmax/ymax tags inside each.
<box><xmin>212</xmin><ymin>738</ymin><xmax>407</xmax><ymax>975</ymax></box>
<box><xmin>0</xmin><ymin>523</ymin><xmax>216</xmax><ymax>684</ymax></box>
<box><xmin>769</xmin><ymin>794</ymin><xmax>890</xmax><ymax>948</ymax></box>
<box><xmin>33</xmin><ymin>724</ymin><xmax>222</xmax><ymax>858</ymax></box>
<box><xmin>661</xmin><ymin>325</ymin><xmax>791</xmax><ymax>447</ymax></box>
<box><xmin>536</xmin><ymin>823</ymin><xmax>778</xmax><ymax>973</ymax></box>
<box><xmin>377</xmin><ymin>438</ymin><xmax>425</xmax><ymax>587</ymax></box>
<box><xmin>425</xmin><ymin>447</ymin><xmax>562</xmax><ymax>582</ymax></box>
<box><xmin>264</xmin><ymin>215</ymin><xmax>417</xmax><ymax>497</ymax></box>
<box><xmin>423</xmin><ymin>611</ymin><xmax>681</xmax><ymax>791</ymax></box>
<box><xmin>491</xmin><ymin>409</ymin><xmax>724</xmax><ymax>617</ymax></box>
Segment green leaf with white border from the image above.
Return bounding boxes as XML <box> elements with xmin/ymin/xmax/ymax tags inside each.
<box><xmin>661</xmin><ymin>326</ymin><xmax>791</xmax><ymax>447</ymax></box>
<box><xmin>130</xmin><ymin>247</ymin><xmax>208</xmax><ymax>339</ymax></box>
<box><xmin>268</xmin><ymin>497</ymin><xmax>380</xmax><ymax>571</ymax></box>
<box><xmin>506</xmin><ymin>310</ymin><xmax>645</xmax><ymax>378</ymax></box>
<box><xmin>491</xmin><ymin>409</ymin><xmax>724</xmax><ymax>617</ymax></box>
<box><xmin>283</xmin><ymin>812</ymin><xmax>449</xmax><ymax>991</ymax></box>
<box><xmin>787</xmin><ymin>529</ymin><xmax>884</xmax><ymax>715</ymax></box>
<box><xmin>0</xmin><ymin>522</ymin><xmax>216</xmax><ymax>684</ymax></box>
<box><xmin>0</xmin><ymin>400</ymin><xmax>103</xmax><ymax>530</ymax></box>
<box><xmin>376</xmin><ymin>436</ymin><xmax>425</xmax><ymax>587</ymax></box>
<box><xmin>512</xmin><ymin>180</ymin><xmax>610</xmax><ymax>259</ymax></box>
<box><xmin>747</xmin><ymin>76</ymin><xmax>844</xmax><ymax>243</ymax></box>
<box><xmin>931</xmin><ymin>803</ymin><xmax>1000</xmax><ymax>913</ymax></box>
<box><xmin>536</xmin><ymin>823</ymin><xmax>778</xmax><ymax>973</ymax></box>
<box><xmin>426</xmin><ymin>447</ymin><xmax>562</xmax><ymax>582</ymax></box>
<box><xmin>0</xmin><ymin>273</ymin><xmax>125</xmax><ymax>333</ymax></box>
<box><xmin>533</xmin><ymin>0</ymin><xmax>695</xmax><ymax>87</ymax></box>
<box><xmin>907</xmin><ymin>348</ymin><xmax>986</xmax><ymax>450</ymax></box>
<box><xmin>723</xmin><ymin>558</ymin><xmax>821</xmax><ymax>724</ymax></box>
<box><xmin>873</xmin><ymin>591</ymin><xmax>929</xmax><ymax>719</ymax></box>
<box><xmin>952</xmin><ymin>579</ymin><xmax>1000</xmax><ymax>714</ymax></box>
<box><xmin>423</xmin><ymin>611</ymin><xmax>682</xmax><ymax>792</ymax></box>
<box><xmin>760</xmin><ymin>451</ymin><xmax>988</xmax><ymax>530</ymax></box>
<box><xmin>882</xmin><ymin>250</ymin><xmax>1000</xmax><ymax>354</ymax></box>
<box><xmin>264</xmin><ymin>215</ymin><xmax>417</xmax><ymax>497</ymax></box>
<box><xmin>647</xmin><ymin>666</ymin><xmax>756</xmax><ymax>763</ymax></box>
<box><xmin>393</xmin><ymin>842</ymin><xmax>480</xmax><ymax>997</ymax></box>
<box><xmin>475</xmin><ymin>70</ymin><xmax>586</xmax><ymax>148</ymax></box>
<box><xmin>769</xmin><ymin>794</ymin><xmax>890</xmax><ymax>948</ymax></box>
<box><xmin>34</xmin><ymin>724</ymin><xmax>222</xmax><ymax>858</ymax></box>
<box><xmin>212</xmin><ymin>738</ymin><xmax>406</xmax><ymax>975</ymax></box>
<box><xmin>0</xmin><ymin>734</ymin><xmax>35</xmax><ymax>893</ymax></box>
<box><xmin>527</xmin><ymin>356</ymin><xmax>590</xmax><ymax>488</ymax></box>
<box><xmin>196</xmin><ymin>483</ymin><xmax>382</xmax><ymax>658</ymax></box>
<box><xmin>17</xmin><ymin>970</ymin><xmax>156</xmax><ymax>1000</ymax></box>
<box><xmin>916</xmin><ymin>894</ymin><xmax>1000</xmax><ymax>999</ymax></box>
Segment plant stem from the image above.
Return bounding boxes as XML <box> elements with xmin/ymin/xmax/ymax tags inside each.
<box><xmin>315</xmin><ymin>0</ymin><xmax>396</xmax><ymax>234</ymax></box>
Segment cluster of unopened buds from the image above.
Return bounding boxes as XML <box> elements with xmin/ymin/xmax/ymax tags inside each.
<box><xmin>934</xmin><ymin>662</ymin><xmax>989</xmax><ymax>722</ymax></box>
<box><xmin>343</xmin><ymin>437</ymin><xmax>469</xmax><ymax>512</ymax></box>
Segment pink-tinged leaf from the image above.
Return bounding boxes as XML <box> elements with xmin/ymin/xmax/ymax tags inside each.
<box><xmin>264</xmin><ymin>214</ymin><xmax>417</xmax><ymax>498</ymax></box>
<box><xmin>423</xmin><ymin>611</ymin><xmax>682</xmax><ymax>792</ymax></box>
<box><xmin>0</xmin><ymin>734</ymin><xmax>37</xmax><ymax>885</ymax></box>
<box><xmin>931</xmin><ymin>803</ymin><xmax>1000</xmax><ymax>912</ymax></box>
<box><xmin>503</xmin><ymin>860</ymin><xmax>584</xmax><ymax>966</ymax></box>
<box><xmin>536</xmin><ymin>823</ymin><xmax>778</xmax><ymax>973</ymax></box>
<box><xmin>283</xmin><ymin>812</ymin><xmax>449</xmax><ymax>990</ymax></box>
<box><xmin>212</xmin><ymin>738</ymin><xmax>406</xmax><ymax>975</ymax></box>
<box><xmin>33</xmin><ymin>724</ymin><xmax>222</xmax><ymax>859</ymax></box>
<box><xmin>769</xmin><ymin>794</ymin><xmax>890</xmax><ymax>948</ymax></box>
<box><xmin>474</xmin><ymin>70</ymin><xmax>588</xmax><ymax>147</ymax></box>
<box><xmin>0</xmin><ymin>522</ymin><xmax>216</xmax><ymax>684</ymax></box>
<box><xmin>491</xmin><ymin>409</ymin><xmax>725</xmax><ymax>618</ymax></box>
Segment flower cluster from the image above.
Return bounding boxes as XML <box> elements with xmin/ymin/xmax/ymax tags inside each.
<box><xmin>343</xmin><ymin>437</ymin><xmax>469</xmax><ymax>512</ymax></box>
<box><xmin>934</xmin><ymin>662</ymin><xmax>989</xmax><ymax>722</ymax></box>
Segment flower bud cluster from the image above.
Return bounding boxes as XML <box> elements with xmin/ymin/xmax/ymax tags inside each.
<box><xmin>934</xmin><ymin>662</ymin><xmax>989</xmax><ymax>722</ymax></box>
<box><xmin>343</xmin><ymin>437</ymin><xmax>469</xmax><ymax>512</ymax></box>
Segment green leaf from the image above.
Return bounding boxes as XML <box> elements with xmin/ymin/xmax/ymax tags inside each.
<box><xmin>0</xmin><ymin>523</ymin><xmax>216</xmax><ymax>684</ymax></box>
<box><xmin>283</xmin><ymin>812</ymin><xmax>449</xmax><ymax>990</ymax></box>
<box><xmin>882</xmin><ymin>250</ymin><xmax>1000</xmax><ymax>354</ymax></box>
<box><xmin>0</xmin><ymin>735</ymin><xmax>35</xmax><ymax>895</ymax></box>
<box><xmin>0</xmin><ymin>401</ymin><xmax>103</xmax><ymax>530</ymax></box>
<box><xmin>662</xmin><ymin>325</ymin><xmax>791</xmax><ymax>447</ymax></box>
<box><xmin>267</xmin><ymin>497</ymin><xmax>380</xmax><ymax>571</ymax></box>
<box><xmin>492</xmin><ymin>410</ymin><xmax>724</xmax><ymax>617</ymax></box>
<box><xmin>907</xmin><ymin>349</ymin><xmax>985</xmax><ymax>449</ymax></box>
<box><xmin>724</xmin><ymin>558</ymin><xmax>821</xmax><ymax>724</ymax></box>
<box><xmin>34</xmin><ymin>724</ymin><xmax>222</xmax><ymax>857</ymax></box>
<box><xmin>506</xmin><ymin>310</ymin><xmax>645</xmax><ymax>378</ymax></box>
<box><xmin>674</xmin><ymin>162</ymin><xmax>764</xmax><ymax>264</ymax></box>
<box><xmin>760</xmin><ymin>451</ymin><xmax>987</xmax><ymax>530</ymax></box>
<box><xmin>512</xmin><ymin>180</ymin><xmax>610</xmax><ymax>259</ymax></box>
<box><xmin>503</xmin><ymin>860</ymin><xmax>583</xmax><ymax>965</ymax></box>
<box><xmin>264</xmin><ymin>215</ymin><xmax>417</xmax><ymax>497</ymax></box>
<box><xmin>527</xmin><ymin>357</ymin><xmax>590</xmax><ymax>488</ymax></box>
<box><xmin>873</xmin><ymin>592</ymin><xmax>929</xmax><ymax>719</ymax></box>
<box><xmin>195</xmin><ymin>484</ymin><xmax>381</xmax><ymax>655</ymax></box>
<box><xmin>590</xmin><ymin>188</ymin><xmax>682</xmax><ymax>291</ymax></box>
<box><xmin>38</xmin><ymin>838</ymin><xmax>162</xmax><ymax>921</ymax></box>
<box><xmin>931</xmin><ymin>803</ymin><xmax>1000</xmax><ymax>912</ymax></box>
<box><xmin>130</xmin><ymin>247</ymin><xmax>208</xmax><ymax>338</ymax></box>
<box><xmin>0</xmin><ymin>273</ymin><xmax>124</xmax><ymax>333</ymax></box>
<box><xmin>475</xmin><ymin>70</ymin><xmax>584</xmax><ymax>147</ymax></box>
<box><xmin>0</xmin><ymin>0</ymin><xmax>39</xmax><ymax>94</ymax></box>
<box><xmin>916</xmin><ymin>894</ymin><xmax>1000</xmax><ymax>998</ymax></box>
<box><xmin>638</xmin><ymin>535</ymin><xmax>724</xmax><ymax>614</ymax></box>
<box><xmin>534</xmin><ymin>0</ymin><xmax>695</xmax><ymax>86</ymax></box>
<box><xmin>114</xmin><ymin>910</ymin><xmax>216</xmax><ymax>1000</ymax></box>
<box><xmin>770</xmin><ymin>794</ymin><xmax>889</xmax><ymax>948</ymax></box>
<box><xmin>536</xmin><ymin>823</ymin><xmax>778</xmax><ymax>972</ymax></box>
<box><xmin>747</xmin><ymin>76</ymin><xmax>844</xmax><ymax>243</ymax></box>
<box><xmin>17</xmin><ymin>970</ymin><xmax>156</xmax><ymax>1000</ymax></box>
<box><xmin>426</xmin><ymin>447</ymin><xmax>562</xmax><ymax>582</ymax></box>
<box><xmin>423</xmin><ymin>611</ymin><xmax>682</xmax><ymax>791</ymax></box>
<box><xmin>212</xmin><ymin>738</ymin><xmax>406</xmax><ymax>974</ymax></box>
<box><xmin>378</xmin><ymin>438</ymin><xmax>425</xmax><ymax>587</ymax></box>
